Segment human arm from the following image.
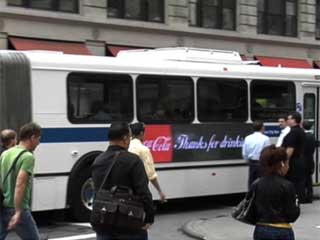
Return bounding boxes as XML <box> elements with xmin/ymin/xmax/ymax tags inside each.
<box><xmin>286</xmin><ymin>148</ymin><xmax>294</xmax><ymax>161</ymax></box>
<box><xmin>144</xmin><ymin>149</ymin><xmax>166</xmax><ymax>202</ymax></box>
<box><xmin>7</xmin><ymin>170</ymin><xmax>29</xmax><ymax>230</ymax></box>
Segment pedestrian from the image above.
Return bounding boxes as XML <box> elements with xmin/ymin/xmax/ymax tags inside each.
<box><xmin>253</xmin><ymin>145</ymin><xmax>300</xmax><ymax>240</ymax></box>
<box><xmin>91</xmin><ymin>122</ymin><xmax>154</xmax><ymax>240</ymax></box>
<box><xmin>282</xmin><ymin>112</ymin><xmax>307</xmax><ymax>203</ymax></box>
<box><xmin>242</xmin><ymin>121</ymin><xmax>270</xmax><ymax>187</ymax></box>
<box><xmin>0</xmin><ymin>129</ymin><xmax>17</xmax><ymax>156</ymax></box>
<box><xmin>129</xmin><ymin>122</ymin><xmax>166</xmax><ymax>202</ymax></box>
<box><xmin>302</xmin><ymin>120</ymin><xmax>316</xmax><ymax>203</ymax></box>
<box><xmin>276</xmin><ymin>116</ymin><xmax>290</xmax><ymax>147</ymax></box>
<box><xmin>0</xmin><ymin>122</ymin><xmax>42</xmax><ymax>240</ymax></box>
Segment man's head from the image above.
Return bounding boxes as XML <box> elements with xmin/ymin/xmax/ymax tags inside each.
<box><xmin>302</xmin><ymin>120</ymin><xmax>313</xmax><ymax>131</ymax></box>
<box><xmin>0</xmin><ymin>129</ymin><xmax>17</xmax><ymax>149</ymax></box>
<box><xmin>278</xmin><ymin>115</ymin><xmax>288</xmax><ymax>129</ymax></box>
<box><xmin>287</xmin><ymin>112</ymin><xmax>302</xmax><ymax>127</ymax></box>
<box><xmin>19</xmin><ymin>122</ymin><xmax>41</xmax><ymax>151</ymax></box>
<box><xmin>130</xmin><ymin>123</ymin><xmax>145</xmax><ymax>141</ymax></box>
<box><xmin>253</xmin><ymin>121</ymin><xmax>264</xmax><ymax>132</ymax></box>
<box><xmin>108</xmin><ymin>122</ymin><xmax>131</xmax><ymax>150</ymax></box>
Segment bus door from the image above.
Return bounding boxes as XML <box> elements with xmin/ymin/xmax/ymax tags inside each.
<box><xmin>302</xmin><ymin>85</ymin><xmax>319</xmax><ymax>184</ymax></box>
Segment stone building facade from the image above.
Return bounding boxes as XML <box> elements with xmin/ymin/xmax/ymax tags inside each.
<box><xmin>0</xmin><ymin>0</ymin><xmax>319</xmax><ymax>63</ymax></box>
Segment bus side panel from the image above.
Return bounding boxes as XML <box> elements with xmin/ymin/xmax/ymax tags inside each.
<box><xmin>32</xmin><ymin>176</ymin><xmax>68</xmax><ymax>211</ymax></box>
<box><xmin>151</xmin><ymin>165</ymin><xmax>248</xmax><ymax>199</ymax></box>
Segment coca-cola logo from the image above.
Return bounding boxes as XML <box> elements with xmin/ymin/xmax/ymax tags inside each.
<box><xmin>144</xmin><ymin>136</ymin><xmax>172</xmax><ymax>152</ymax></box>
<box><xmin>143</xmin><ymin>125</ymin><xmax>173</xmax><ymax>163</ymax></box>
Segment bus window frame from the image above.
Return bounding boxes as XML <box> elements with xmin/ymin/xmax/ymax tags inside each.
<box><xmin>197</xmin><ymin>77</ymin><xmax>249</xmax><ymax>123</ymax></box>
<box><xmin>66</xmin><ymin>72</ymin><xmax>134</xmax><ymax>124</ymax></box>
<box><xmin>136</xmin><ymin>74</ymin><xmax>195</xmax><ymax>124</ymax></box>
<box><xmin>250</xmin><ymin>79</ymin><xmax>296</xmax><ymax>122</ymax></box>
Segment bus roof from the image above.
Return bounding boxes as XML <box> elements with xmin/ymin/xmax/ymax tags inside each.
<box><xmin>1</xmin><ymin>49</ymin><xmax>319</xmax><ymax>82</ymax></box>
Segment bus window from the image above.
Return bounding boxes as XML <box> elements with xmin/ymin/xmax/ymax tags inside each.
<box><xmin>136</xmin><ymin>75</ymin><xmax>194</xmax><ymax>123</ymax></box>
<box><xmin>197</xmin><ymin>78</ymin><xmax>248</xmax><ymax>122</ymax></box>
<box><xmin>251</xmin><ymin>80</ymin><xmax>295</xmax><ymax>121</ymax></box>
<box><xmin>67</xmin><ymin>72</ymin><xmax>133</xmax><ymax>123</ymax></box>
<box><xmin>303</xmin><ymin>93</ymin><xmax>316</xmax><ymax>132</ymax></box>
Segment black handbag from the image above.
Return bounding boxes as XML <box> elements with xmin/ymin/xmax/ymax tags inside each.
<box><xmin>232</xmin><ymin>182</ymin><xmax>258</xmax><ymax>225</ymax></box>
<box><xmin>90</xmin><ymin>151</ymin><xmax>146</xmax><ymax>231</ymax></box>
<box><xmin>0</xmin><ymin>150</ymin><xmax>28</xmax><ymax>209</ymax></box>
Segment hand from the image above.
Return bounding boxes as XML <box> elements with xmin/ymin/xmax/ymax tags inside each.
<box><xmin>7</xmin><ymin>211</ymin><xmax>22</xmax><ymax>230</ymax></box>
<box><xmin>142</xmin><ymin>223</ymin><xmax>152</xmax><ymax>230</ymax></box>
<box><xmin>159</xmin><ymin>191</ymin><xmax>167</xmax><ymax>203</ymax></box>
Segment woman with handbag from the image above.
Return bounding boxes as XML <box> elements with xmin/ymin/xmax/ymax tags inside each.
<box><xmin>252</xmin><ymin>145</ymin><xmax>300</xmax><ymax>240</ymax></box>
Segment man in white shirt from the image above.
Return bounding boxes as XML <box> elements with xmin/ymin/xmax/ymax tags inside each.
<box><xmin>242</xmin><ymin>121</ymin><xmax>271</xmax><ymax>187</ymax></box>
<box><xmin>276</xmin><ymin>116</ymin><xmax>290</xmax><ymax>147</ymax></box>
<box><xmin>129</xmin><ymin>123</ymin><xmax>166</xmax><ymax>202</ymax></box>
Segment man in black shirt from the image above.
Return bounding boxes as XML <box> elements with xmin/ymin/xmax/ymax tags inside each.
<box><xmin>91</xmin><ymin>122</ymin><xmax>154</xmax><ymax>240</ymax></box>
<box><xmin>302</xmin><ymin>121</ymin><xmax>316</xmax><ymax>203</ymax></box>
<box><xmin>282</xmin><ymin>112</ymin><xmax>307</xmax><ymax>203</ymax></box>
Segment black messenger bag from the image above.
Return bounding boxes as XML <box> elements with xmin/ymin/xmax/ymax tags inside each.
<box><xmin>90</xmin><ymin>152</ymin><xmax>146</xmax><ymax>231</ymax></box>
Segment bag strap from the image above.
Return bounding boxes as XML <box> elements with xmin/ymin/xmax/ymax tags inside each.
<box><xmin>98</xmin><ymin>151</ymin><xmax>121</xmax><ymax>192</ymax></box>
<box><xmin>1</xmin><ymin>149</ymin><xmax>28</xmax><ymax>188</ymax></box>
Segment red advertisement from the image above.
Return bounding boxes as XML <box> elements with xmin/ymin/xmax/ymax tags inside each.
<box><xmin>143</xmin><ymin>125</ymin><xmax>173</xmax><ymax>163</ymax></box>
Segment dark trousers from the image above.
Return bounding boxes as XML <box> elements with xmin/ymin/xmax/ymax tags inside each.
<box><xmin>288</xmin><ymin>177</ymin><xmax>306</xmax><ymax>203</ymax></box>
<box><xmin>254</xmin><ymin>225</ymin><xmax>295</xmax><ymax>240</ymax></box>
<box><xmin>305</xmin><ymin>174</ymin><xmax>313</xmax><ymax>202</ymax></box>
<box><xmin>248</xmin><ymin>160</ymin><xmax>261</xmax><ymax>188</ymax></box>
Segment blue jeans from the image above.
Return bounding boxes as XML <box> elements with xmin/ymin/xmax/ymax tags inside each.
<box><xmin>254</xmin><ymin>225</ymin><xmax>295</xmax><ymax>240</ymax></box>
<box><xmin>96</xmin><ymin>231</ymin><xmax>148</xmax><ymax>240</ymax></box>
<box><xmin>0</xmin><ymin>208</ymin><xmax>40</xmax><ymax>240</ymax></box>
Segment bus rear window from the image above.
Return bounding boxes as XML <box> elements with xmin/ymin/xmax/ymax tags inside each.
<box><xmin>197</xmin><ymin>78</ymin><xmax>248</xmax><ymax>122</ymax></box>
<box><xmin>136</xmin><ymin>75</ymin><xmax>194</xmax><ymax>123</ymax></box>
<box><xmin>251</xmin><ymin>80</ymin><xmax>295</xmax><ymax>121</ymax></box>
<box><xmin>67</xmin><ymin>72</ymin><xmax>133</xmax><ymax>123</ymax></box>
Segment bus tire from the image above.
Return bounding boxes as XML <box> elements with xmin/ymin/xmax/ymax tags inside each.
<box><xmin>68</xmin><ymin>152</ymin><xmax>100</xmax><ymax>222</ymax></box>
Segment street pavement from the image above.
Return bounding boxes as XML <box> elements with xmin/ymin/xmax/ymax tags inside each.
<box><xmin>4</xmin><ymin>199</ymin><xmax>320</xmax><ymax>240</ymax></box>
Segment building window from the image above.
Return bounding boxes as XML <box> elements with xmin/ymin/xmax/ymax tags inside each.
<box><xmin>316</xmin><ymin>0</ymin><xmax>320</xmax><ymax>39</ymax></box>
<box><xmin>189</xmin><ymin>0</ymin><xmax>236</xmax><ymax>30</ymax></box>
<box><xmin>108</xmin><ymin>0</ymin><xmax>164</xmax><ymax>23</ymax></box>
<box><xmin>258</xmin><ymin>0</ymin><xmax>297</xmax><ymax>37</ymax></box>
<box><xmin>136</xmin><ymin>75</ymin><xmax>194</xmax><ymax>123</ymax></box>
<box><xmin>197</xmin><ymin>78</ymin><xmax>248</xmax><ymax>122</ymax></box>
<box><xmin>251</xmin><ymin>80</ymin><xmax>295</xmax><ymax>121</ymax></box>
<box><xmin>67</xmin><ymin>72</ymin><xmax>133</xmax><ymax>124</ymax></box>
<box><xmin>7</xmin><ymin>0</ymin><xmax>78</xmax><ymax>13</ymax></box>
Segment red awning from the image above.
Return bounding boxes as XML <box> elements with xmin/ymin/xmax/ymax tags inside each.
<box><xmin>107</xmin><ymin>45</ymin><xmax>141</xmax><ymax>57</ymax></box>
<box><xmin>9</xmin><ymin>37</ymin><xmax>91</xmax><ymax>55</ymax></box>
<box><xmin>314</xmin><ymin>61</ymin><xmax>320</xmax><ymax>68</ymax></box>
<box><xmin>255</xmin><ymin>56</ymin><xmax>312</xmax><ymax>68</ymax></box>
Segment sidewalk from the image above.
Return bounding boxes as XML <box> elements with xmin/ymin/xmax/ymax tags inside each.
<box><xmin>182</xmin><ymin>200</ymin><xmax>320</xmax><ymax>240</ymax></box>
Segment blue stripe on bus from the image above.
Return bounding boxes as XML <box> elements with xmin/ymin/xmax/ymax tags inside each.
<box><xmin>40</xmin><ymin>125</ymin><xmax>281</xmax><ymax>143</ymax></box>
<box><xmin>264</xmin><ymin>126</ymin><xmax>281</xmax><ymax>138</ymax></box>
<box><xmin>41</xmin><ymin>127</ymin><xmax>109</xmax><ymax>143</ymax></box>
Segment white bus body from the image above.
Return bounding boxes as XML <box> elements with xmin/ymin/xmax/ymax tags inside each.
<box><xmin>0</xmin><ymin>48</ymin><xmax>319</xmax><ymax>221</ymax></box>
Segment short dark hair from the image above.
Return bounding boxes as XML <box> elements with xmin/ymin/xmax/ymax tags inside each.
<box><xmin>253</xmin><ymin>121</ymin><xmax>264</xmax><ymax>132</ymax></box>
<box><xmin>0</xmin><ymin>129</ymin><xmax>16</xmax><ymax>147</ymax></box>
<box><xmin>260</xmin><ymin>145</ymin><xmax>287</xmax><ymax>175</ymax></box>
<box><xmin>288</xmin><ymin>111</ymin><xmax>302</xmax><ymax>124</ymax></box>
<box><xmin>108</xmin><ymin>122</ymin><xmax>130</xmax><ymax>141</ymax></box>
<box><xmin>302</xmin><ymin>120</ymin><xmax>313</xmax><ymax>130</ymax></box>
<box><xmin>19</xmin><ymin>122</ymin><xmax>41</xmax><ymax>141</ymax></box>
<box><xmin>130</xmin><ymin>123</ymin><xmax>145</xmax><ymax>137</ymax></box>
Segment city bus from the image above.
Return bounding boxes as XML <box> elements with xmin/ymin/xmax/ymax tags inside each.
<box><xmin>0</xmin><ymin>48</ymin><xmax>319</xmax><ymax>221</ymax></box>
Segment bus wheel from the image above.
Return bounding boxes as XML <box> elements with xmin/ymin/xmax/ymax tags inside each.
<box><xmin>69</xmin><ymin>165</ymin><xmax>94</xmax><ymax>222</ymax></box>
